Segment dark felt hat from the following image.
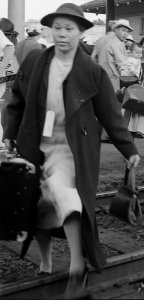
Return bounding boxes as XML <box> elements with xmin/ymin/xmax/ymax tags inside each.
<box><xmin>41</xmin><ymin>3</ymin><xmax>93</xmax><ymax>30</ymax></box>
<box><xmin>26</xmin><ymin>29</ymin><xmax>40</xmax><ymax>37</ymax></box>
<box><xmin>0</xmin><ymin>18</ymin><xmax>14</xmax><ymax>33</ymax></box>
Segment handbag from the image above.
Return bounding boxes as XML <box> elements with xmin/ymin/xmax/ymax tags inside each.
<box><xmin>109</xmin><ymin>167</ymin><xmax>142</xmax><ymax>226</ymax></box>
<box><xmin>120</xmin><ymin>76</ymin><xmax>138</xmax><ymax>88</ymax></box>
<box><xmin>121</xmin><ymin>84</ymin><xmax>144</xmax><ymax>115</ymax></box>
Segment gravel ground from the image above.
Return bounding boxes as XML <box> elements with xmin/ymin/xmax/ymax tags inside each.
<box><xmin>0</xmin><ymin>242</ymin><xmax>38</xmax><ymax>284</ymax></box>
<box><xmin>0</xmin><ymin>239</ymin><xmax>118</xmax><ymax>284</ymax></box>
<box><xmin>97</xmin><ymin>210</ymin><xmax>144</xmax><ymax>241</ymax></box>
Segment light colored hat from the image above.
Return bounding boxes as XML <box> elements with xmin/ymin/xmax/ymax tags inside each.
<box><xmin>41</xmin><ymin>3</ymin><xmax>93</xmax><ymax>30</ymax></box>
<box><xmin>125</xmin><ymin>34</ymin><xmax>134</xmax><ymax>42</ymax></box>
<box><xmin>112</xmin><ymin>19</ymin><xmax>133</xmax><ymax>32</ymax></box>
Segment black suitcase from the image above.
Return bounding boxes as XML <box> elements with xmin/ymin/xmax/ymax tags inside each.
<box><xmin>0</xmin><ymin>151</ymin><xmax>39</xmax><ymax>257</ymax></box>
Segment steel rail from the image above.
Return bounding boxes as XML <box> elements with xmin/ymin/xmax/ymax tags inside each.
<box><xmin>95</xmin><ymin>185</ymin><xmax>144</xmax><ymax>211</ymax></box>
<box><xmin>1</xmin><ymin>249</ymin><xmax>144</xmax><ymax>299</ymax></box>
<box><xmin>1</xmin><ymin>188</ymin><xmax>144</xmax><ymax>299</ymax></box>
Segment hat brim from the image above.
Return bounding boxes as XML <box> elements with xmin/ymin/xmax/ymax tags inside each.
<box><xmin>112</xmin><ymin>24</ymin><xmax>133</xmax><ymax>32</ymax></box>
<box><xmin>126</xmin><ymin>38</ymin><xmax>134</xmax><ymax>42</ymax></box>
<box><xmin>28</xmin><ymin>32</ymin><xmax>40</xmax><ymax>37</ymax></box>
<box><xmin>41</xmin><ymin>13</ymin><xmax>93</xmax><ymax>30</ymax></box>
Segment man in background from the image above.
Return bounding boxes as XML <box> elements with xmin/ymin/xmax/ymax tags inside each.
<box><xmin>15</xmin><ymin>28</ymin><xmax>43</xmax><ymax>65</ymax></box>
<box><xmin>92</xmin><ymin>19</ymin><xmax>133</xmax><ymax>93</ymax></box>
<box><xmin>91</xmin><ymin>20</ymin><xmax>116</xmax><ymax>63</ymax></box>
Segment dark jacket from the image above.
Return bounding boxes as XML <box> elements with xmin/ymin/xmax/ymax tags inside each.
<box><xmin>15</xmin><ymin>36</ymin><xmax>42</xmax><ymax>65</ymax></box>
<box><xmin>2</xmin><ymin>46</ymin><xmax>138</xmax><ymax>272</ymax></box>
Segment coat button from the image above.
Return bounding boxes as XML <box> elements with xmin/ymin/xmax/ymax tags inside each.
<box><xmin>81</xmin><ymin>127</ymin><xmax>88</xmax><ymax>136</ymax></box>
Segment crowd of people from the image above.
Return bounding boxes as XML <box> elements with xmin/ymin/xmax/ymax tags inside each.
<box><xmin>92</xmin><ymin>17</ymin><xmax>144</xmax><ymax>141</ymax></box>
<box><xmin>0</xmin><ymin>2</ymin><xmax>143</xmax><ymax>298</ymax></box>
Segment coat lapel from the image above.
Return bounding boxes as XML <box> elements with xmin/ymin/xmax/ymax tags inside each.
<box><xmin>63</xmin><ymin>47</ymin><xmax>99</xmax><ymax>123</ymax></box>
<box><xmin>38</xmin><ymin>47</ymin><xmax>55</xmax><ymax>109</ymax></box>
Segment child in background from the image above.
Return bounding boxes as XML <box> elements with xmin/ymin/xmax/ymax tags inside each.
<box><xmin>122</xmin><ymin>42</ymin><xmax>144</xmax><ymax>138</ymax></box>
<box><xmin>120</xmin><ymin>42</ymin><xmax>143</xmax><ymax>81</ymax></box>
<box><xmin>124</xmin><ymin>34</ymin><xmax>134</xmax><ymax>52</ymax></box>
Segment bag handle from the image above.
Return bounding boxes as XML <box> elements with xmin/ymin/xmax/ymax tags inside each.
<box><xmin>124</xmin><ymin>166</ymin><xmax>136</xmax><ymax>192</ymax></box>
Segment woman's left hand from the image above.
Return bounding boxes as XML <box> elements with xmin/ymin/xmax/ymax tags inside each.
<box><xmin>127</xmin><ymin>154</ymin><xmax>140</xmax><ymax>169</ymax></box>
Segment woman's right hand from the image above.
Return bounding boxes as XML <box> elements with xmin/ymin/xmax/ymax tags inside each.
<box><xmin>127</xmin><ymin>154</ymin><xmax>140</xmax><ymax>169</ymax></box>
<box><xmin>4</xmin><ymin>139</ymin><xmax>16</xmax><ymax>153</ymax></box>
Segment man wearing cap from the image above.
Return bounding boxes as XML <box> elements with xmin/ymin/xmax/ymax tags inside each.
<box><xmin>91</xmin><ymin>20</ymin><xmax>116</xmax><ymax>63</ymax></box>
<box><xmin>94</xmin><ymin>19</ymin><xmax>133</xmax><ymax>92</ymax></box>
<box><xmin>15</xmin><ymin>28</ymin><xmax>43</xmax><ymax>65</ymax></box>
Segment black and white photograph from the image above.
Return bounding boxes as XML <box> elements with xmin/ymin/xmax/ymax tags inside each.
<box><xmin>0</xmin><ymin>0</ymin><xmax>144</xmax><ymax>299</ymax></box>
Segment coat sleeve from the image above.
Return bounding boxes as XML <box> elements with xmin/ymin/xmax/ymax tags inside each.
<box><xmin>2</xmin><ymin>49</ymin><xmax>43</xmax><ymax>141</ymax></box>
<box><xmin>92</xmin><ymin>65</ymin><xmax>139</xmax><ymax>159</ymax></box>
<box><xmin>106</xmin><ymin>42</ymin><xmax>126</xmax><ymax>77</ymax></box>
<box><xmin>2</xmin><ymin>74</ymin><xmax>25</xmax><ymax>141</ymax></box>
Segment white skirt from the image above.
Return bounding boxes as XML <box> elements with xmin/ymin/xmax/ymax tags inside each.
<box><xmin>36</xmin><ymin>125</ymin><xmax>82</xmax><ymax>229</ymax></box>
<box><xmin>122</xmin><ymin>109</ymin><xmax>144</xmax><ymax>138</ymax></box>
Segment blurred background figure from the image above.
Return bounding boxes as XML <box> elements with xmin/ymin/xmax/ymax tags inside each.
<box><xmin>92</xmin><ymin>19</ymin><xmax>133</xmax><ymax>142</ymax></box>
<box><xmin>79</xmin><ymin>36</ymin><xmax>93</xmax><ymax>55</ymax></box>
<box><xmin>0</xmin><ymin>17</ymin><xmax>19</xmax><ymax>45</ymax></box>
<box><xmin>140</xmin><ymin>37</ymin><xmax>144</xmax><ymax>74</ymax></box>
<box><xmin>120</xmin><ymin>42</ymin><xmax>143</xmax><ymax>80</ymax></box>
<box><xmin>91</xmin><ymin>20</ymin><xmax>116</xmax><ymax>63</ymax></box>
<box><xmin>15</xmin><ymin>28</ymin><xmax>43</xmax><ymax>65</ymax></box>
<box><xmin>98</xmin><ymin>19</ymin><xmax>133</xmax><ymax>92</ymax></box>
<box><xmin>125</xmin><ymin>33</ymin><xmax>134</xmax><ymax>54</ymax></box>
<box><xmin>0</xmin><ymin>18</ymin><xmax>19</xmax><ymax>97</ymax></box>
<box><xmin>38</xmin><ymin>27</ymin><xmax>54</xmax><ymax>48</ymax></box>
<box><xmin>0</xmin><ymin>18</ymin><xmax>19</xmax><ymax>148</ymax></box>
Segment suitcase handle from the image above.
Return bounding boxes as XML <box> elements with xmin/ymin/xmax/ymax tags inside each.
<box><xmin>124</xmin><ymin>167</ymin><xmax>136</xmax><ymax>192</ymax></box>
<box><xmin>0</xmin><ymin>161</ymin><xmax>26</xmax><ymax>172</ymax></box>
<box><xmin>10</xmin><ymin>158</ymin><xmax>36</xmax><ymax>174</ymax></box>
<box><xmin>0</xmin><ymin>152</ymin><xmax>36</xmax><ymax>174</ymax></box>
<box><xmin>0</xmin><ymin>161</ymin><xmax>35</xmax><ymax>174</ymax></box>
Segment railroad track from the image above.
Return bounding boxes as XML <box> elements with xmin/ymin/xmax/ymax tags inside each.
<box><xmin>1</xmin><ymin>187</ymin><xmax>144</xmax><ymax>299</ymax></box>
<box><xmin>95</xmin><ymin>185</ymin><xmax>144</xmax><ymax>211</ymax></box>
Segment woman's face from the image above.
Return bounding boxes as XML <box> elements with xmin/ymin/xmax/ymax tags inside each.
<box><xmin>52</xmin><ymin>17</ymin><xmax>82</xmax><ymax>54</ymax></box>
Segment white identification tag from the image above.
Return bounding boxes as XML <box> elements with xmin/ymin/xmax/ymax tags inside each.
<box><xmin>43</xmin><ymin>111</ymin><xmax>55</xmax><ymax>137</ymax></box>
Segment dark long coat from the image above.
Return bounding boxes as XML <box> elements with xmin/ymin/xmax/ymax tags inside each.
<box><xmin>2</xmin><ymin>46</ymin><xmax>138</xmax><ymax>272</ymax></box>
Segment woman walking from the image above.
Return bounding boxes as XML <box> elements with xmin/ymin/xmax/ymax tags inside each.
<box><xmin>2</xmin><ymin>3</ymin><xmax>140</xmax><ymax>297</ymax></box>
